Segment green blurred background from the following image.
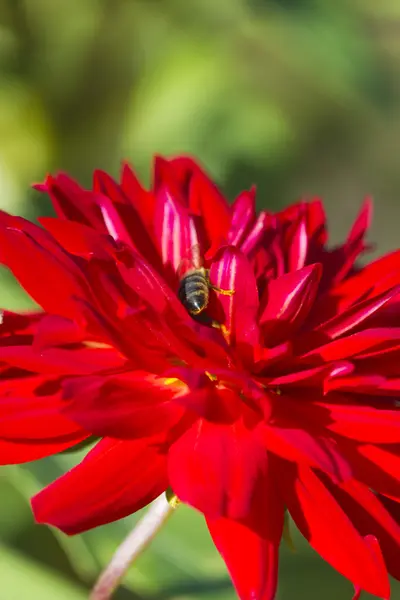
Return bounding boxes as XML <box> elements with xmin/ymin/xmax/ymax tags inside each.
<box><xmin>0</xmin><ymin>0</ymin><xmax>400</xmax><ymax>598</ymax></box>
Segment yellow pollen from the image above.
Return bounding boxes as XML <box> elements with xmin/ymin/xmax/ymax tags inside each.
<box><xmin>211</xmin><ymin>321</ymin><xmax>231</xmax><ymax>344</ymax></box>
<box><xmin>83</xmin><ymin>341</ymin><xmax>113</xmax><ymax>349</ymax></box>
<box><xmin>166</xmin><ymin>488</ymin><xmax>181</xmax><ymax>509</ymax></box>
<box><xmin>205</xmin><ymin>371</ymin><xmax>218</xmax><ymax>382</ymax></box>
<box><xmin>164</xmin><ymin>377</ymin><xmax>180</xmax><ymax>386</ymax></box>
<box><xmin>275</xmin><ymin>386</ymin><xmax>282</xmax><ymax>395</ymax></box>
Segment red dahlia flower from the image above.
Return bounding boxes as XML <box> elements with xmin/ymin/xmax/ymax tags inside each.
<box><xmin>1</xmin><ymin>156</ymin><xmax>400</xmax><ymax>600</ymax></box>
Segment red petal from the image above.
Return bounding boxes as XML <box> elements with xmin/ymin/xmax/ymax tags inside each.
<box><xmin>302</xmin><ymin>328</ymin><xmax>400</xmax><ymax>362</ymax></box>
<box><xmin>346</xmin><ymin>443</ymin><xmax>400</xmax><ymax>502</ymax></box>
<box><xmin>228</xmin><ymin>189</ymin><xmax>256</xmax><ymax>247</ymax></box>
<box><xmin>32</xmin><ymin>436</ymin><xmax>168</xmax><ymax>534</ymax></box>
<box><xmin>315</xmin><ymin>401</ymin><xmax>400</xmax><ymax>443</ymax></box>
<box><xmin>207</xmin><ymin>452</ymin><xmax>284</xmax><ymax>600</ymax></box>
<box><xmin>240</xmin><ymin>212</ymin><xmax>270</xmax><ymax>257</ymax></box>
<box><xmin>0</xmin><ymin>222</ymin><xmax>89</xmax><ymax>318</ymax></box>
<box><xmin>38</xmin><ymin>217</ymin><xmax>112</xmax><ymax>258</ymax></box>
<box><xmin>0</xmin><ymin>435</ymin><xmax>86</xmax><ymax>465</ymax></box>
<box><xmin>186</xmin><ymin>162</ymin><xmax>231</xmax><ymax>247</ymax></box>
<box><xmin>288</xmin><ymin>217</ymin><xmax>308</xmax><ymax>271</ymax></box>
<box><xmin>322</xmin><ymin>476</ymin><xmax>400</xmax><ymax>582</ymax></box>
<box><xmin>331</xmin><ymin>198</ymin><xmax>373</xmax><ymax>284</ymax></box>
<box><xmin>209</xmin><ymin>247</ymin><xmax>259</xmax><ymax>350</ymax></box>
<box><xmin>267</xmin><ymin>362</ymin><xmax>353</xmax><ymax>389</ymax></box>
<box><xmin>36</xmin><ymin>174</ymin><xmax>100</xmax><ymax>227</ymax></box>
<box><xmin>0</xmin><ymin>310</ymin><xmax>42</xmax><ymax>337</ymax></box>
<box><xmin>0</xmin><ymin>383</ymin><xmax>88</xmax><ymax>464</ymax></box>
<box><xmin>121</xmin><ymin>162</ymin><xmax>156</xmax><ymax>229</ymax></box>
<box><xmin>154</xmin><ymin>185</ymin><xmax>199</xmax><ymax>276</ymax></box>
<box><xmin>346</xmin><ymin>197</ymin><xmax>373</xmax><ymax>247</ymax></box>
<box><xmin>94</xmin><ymin>169</ymin><xmax>163</xmax><ymax>271</ymax></box>
<box><xmin>207</xmin><ymin>517</ymin><xmax>280</xmax><ymax>600</ymax></box>
<box><xmin>0</xmin><ymin>346</ymin><xmax>126</xmax><ymax>375</ymax></box>
<box><xmin>259</xmin><ymin>264</ymin><xmax>322</xmax><ymax>345</ymax></box>
<box><xmin>63</xmin><ymin>372</ymin><xmax>186</xmax><ymax>439</ymax></box>
<box><xmin>317</xmin><ymin>285</ymin><xmax>400</xmax><ymax>339</ymax></box>
<box><xmin>32</xmin><ymin>315</ymin><xmax>85</xmax><ymax>349</ymax></box>
<box><xmin>263</xmin><ymin>425</ymin><xmax>352</xmax><ymax>482</ymax></box>
<box><xmin>352</xmin><ymin>536</ymin><xmax>388</xmax><ymax>600</ymax></box>
<box><xmin>306</xmin><ymin>198</ymin><xmax>328</xmax><ymax>248</ymax></box>
<box><xmin>168</xmin><ymin>418</ymin><xmax>268</xmax><ymax>520</ymax></box>
<box><xmin>279</xmin><ymin>463</ymin><xmax>390</xmax><ymax>598</ymax></box>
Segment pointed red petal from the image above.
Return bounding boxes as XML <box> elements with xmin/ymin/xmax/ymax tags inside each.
<box><xmin>322</xmin><ymin>476</ymin><xmax>400</xmax><ymax>582</ymax></box>
<box><xmin>37</xmin><ymin>174</ymin><xmax>100</xmax><ymax>226</ymax></box>
<box><xmin>0</xmin><ymin>222</ymin><xmax>89</xmax><ymax>318</ymax></box>
<box><xmin>32</xmin><ymin>436</ymin><xmax>168</xmax><ymax>534</ymax></box>
<box><xmin>279</xmin><ymin>464</ymin><xmax>390</xmax><ymax>598</ymax></box>
<box><xmin>207</xmin><ymin>517</ymin><xmax>280</xmax><ymax>600</ymax></box>
<box><xmin>259</xmin><ymin>264</ymin><xmax>322</xmax><ymax>345</ymax></box>
<box><xmin>207</xmin><ymin>451</ymin><xmax>284</xmax><ymax>600</ymax></box>
<box><xmin>289</xmin><ymin>217</ymin><xmax>308</xmax><ymax>271</ymax></box>
<box><xmin>209</xmin><ymin>246</ymin><xmax>259</xmax><ymax>350</ymax></box>
<box><xmin>187</xmin><ymin>163</ymin><xmax>231</xmax><ymax>246</ymax></box>
<box><xmin>228</xmin><ymin>189</ymin><xmax>256</xmax><ymax>247</ymax></box>
<box><xmin>154</xmin><ymin>185</ymin><xmax>199</xmax><ymax>275</ymax></box>
<box><xmin>317</xmin><ymin>285</ymin><xmax>400</xmax><ymax>339</ymax></box>
<box><xmin>302</xmin><ymin>327</ymin><xmax>400</xmax><ymax>362</ymax></box>
<box><xmin>168</xmin><ymin>418</ymin><xmax>267</xmax><ymax>520</ymax></box>
<box><xmin>121</xmin><ymin>162</ymin><xmax>156</xmax><ymax>229</ymax></box>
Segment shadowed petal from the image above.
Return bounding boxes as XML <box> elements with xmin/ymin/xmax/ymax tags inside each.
<box><xmin>332</xmin><ymin>197</ymin><xmax>373</xmax><ymax>284</ymax></box>
<box><xmin>262</xmin><ymin>425</ymin><xmax>352</xmax><ymax>482</ymax></box>
<box><xmin>184</xmin><ymin>160</ymin><xmax>231</xmax><ymax>247</ymax></box>
<box><xmin>121</xmin><ymin>162</ymin><xmax>156</xmax><ymax>229</ymax></box>
<box><xmin>63</xmin><ymin>373</ymin><xmax>187</xmax><ymax>439</ymax></box>
<box><xmin>0</xmin><ymin>386</ymin><xmax>88</xmax><ymax>465</ymax></box>
<box><xmin>34</xmin><ymin>174</ymin><xmax>101</xmax><ymax>227</ymax></box>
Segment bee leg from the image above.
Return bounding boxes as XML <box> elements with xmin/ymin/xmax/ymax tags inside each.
<box><xmin>205</xmin><ymin>270</ymin><xmax>235</xmax><ymax>296</ymax></box>
<box><xmin>211</xmin><ymin>320</ymin><xmax>231</xmax><ymax>343</ymax></box>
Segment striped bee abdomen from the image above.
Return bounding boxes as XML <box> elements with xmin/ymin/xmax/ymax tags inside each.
<box><xmin>178</xmin><ymin>271</ymin><xmax>209</xmax><ymax>315</ymax></box>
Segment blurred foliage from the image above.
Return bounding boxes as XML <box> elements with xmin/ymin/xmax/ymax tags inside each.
<box><xmin>1</xmin><ymin>0</ymin><xmax>400</xmax><ymax>598</ymax></box>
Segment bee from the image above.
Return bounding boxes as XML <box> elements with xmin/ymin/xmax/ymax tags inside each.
<box><xmin>178</xmin><ymin>245</ymin><xmax>234</xmax><ymax>324</ymax></box>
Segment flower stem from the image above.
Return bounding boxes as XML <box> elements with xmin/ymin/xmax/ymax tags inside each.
<box><xmin>90</xmin><ymin>493</ymin><xmax>177</xmax><ymax>600</ymax></box>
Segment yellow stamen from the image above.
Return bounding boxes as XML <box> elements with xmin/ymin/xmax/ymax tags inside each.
<box><xmin>83</xmin><ymin>341</ymin><xmax>113</xmax><ymax>349</ymax></box>
<box><xmin>165</xmin><ymin>488</ymin><xmax>181</xmax><ymax>509</ymax></box>
<box><xmin>164</xmin><ymin>377</ymin><xmax>179</xmax><ymax>386</ymax></box>
<box><xmin>205</xmin><ymin>371</ymin><xmax>218</xmax><ymax>382</ymax></box>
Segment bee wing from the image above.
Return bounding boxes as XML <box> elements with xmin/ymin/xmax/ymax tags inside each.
<box><xmin>177</xmin><ymin>244</ymin><xmax>203</xmax><ymax>278</ymax></box>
